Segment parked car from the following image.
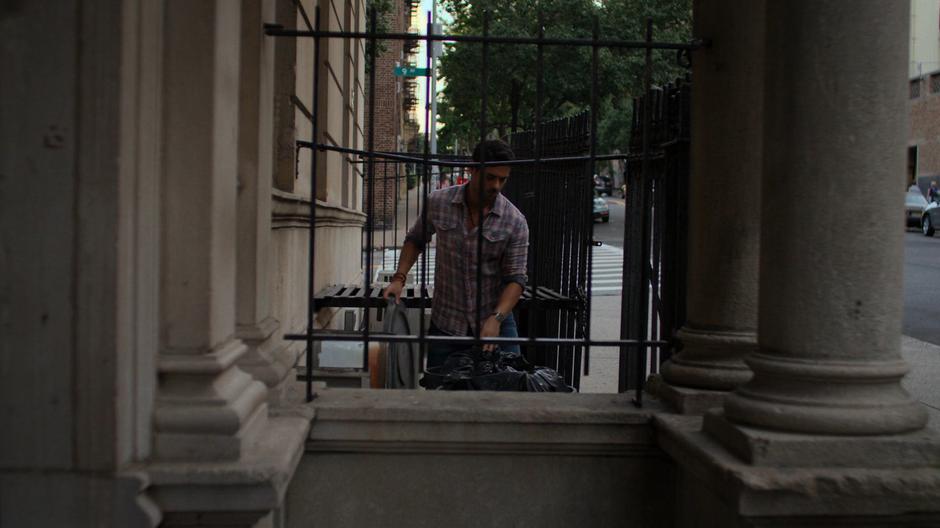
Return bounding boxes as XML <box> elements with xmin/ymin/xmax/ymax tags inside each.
<box><xmin>594</xmin><ymin>175</ymin><xmax>613</xmax><ymax>196</ymax></box>
<box><xmin>923</xmin><ymin>198</ymin><xmax>940</xmax><ymax>237</ymax></box>
<box><xmin>593</xmin><ymin>196</ymin><xmax>610</xmax><ymax>222</ymax></box>
<box><xmin>906</xmin><ymin>190</ymin><xmax>928</xmax><ymax>228</ymax></box>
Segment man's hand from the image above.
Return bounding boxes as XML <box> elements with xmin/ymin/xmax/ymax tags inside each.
<box><xmin>481</xmin><ymin>316</ymin><xmax>501</xmax><ymax>352</ymax></box>
<box><xmin>383</xmin><ymin>280</ymin><xmax>404</xmax><ymax>304</ymax></box>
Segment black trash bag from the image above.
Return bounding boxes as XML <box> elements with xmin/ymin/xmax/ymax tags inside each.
<box><xmin>420</xmin><ymin>348</ymin><xmax>575</xmax><ymax>392</ymax></box>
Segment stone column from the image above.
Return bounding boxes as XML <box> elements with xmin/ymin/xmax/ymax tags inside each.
<box><xmin>235</xmin><ymin>0</ymin><xmax>297</xmax><ymax>404</ymax></box>
<box><xmin>154</xmin><ymin>0</ymin><xmax>268</xmax><ymax>461</ymax></box>
<box><xmin>657</xmin><ymin>0</ymin><xmax>764</xmax><ymax>414</ymax></box>
<box><xmin>719</xmin><ymin>1</ymin><xmax>928</xmax><ymax>438</ymax></box>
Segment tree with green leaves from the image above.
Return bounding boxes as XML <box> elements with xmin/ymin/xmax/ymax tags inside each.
<box><xmin>436</xmin><ymin>0</ymin><xmax>691</xmax><ymax>156</ymax></box>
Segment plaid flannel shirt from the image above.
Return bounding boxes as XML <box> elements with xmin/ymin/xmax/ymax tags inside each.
<box><xmin>405</xmin><ymin>184</ymin><xmax>529</xmax><ymax>336</ymax></box>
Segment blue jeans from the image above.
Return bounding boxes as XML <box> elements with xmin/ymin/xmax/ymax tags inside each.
<box><xmin>426</xmin><ymin>313</ymin><xmax>520</xmax><ymax>369</ymax></box>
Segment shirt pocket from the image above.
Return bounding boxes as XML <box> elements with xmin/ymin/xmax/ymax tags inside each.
<box><xmin>481</xmin><ymin>228</ymin><xmax>509</xmax><ymax>275</ymax></box>
<box><xmin>433</xmin><ymin>217</ymin><xmax>459</xmax><ymax>262</ymax></box>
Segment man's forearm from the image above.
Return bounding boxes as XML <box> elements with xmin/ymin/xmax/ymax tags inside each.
<box><xmin>395</xmin><ymin>239</ymin><xmax>421</xmax><ymax>277</ymax></box>
<box><xmin>494</xmin><ymin>282</ymin><xmax>523</xmax><ymax>315</ymax></box>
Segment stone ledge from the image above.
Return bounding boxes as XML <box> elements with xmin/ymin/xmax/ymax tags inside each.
<box><xmin>655</xmin><ymin>414</ymin><xmax>940</xmax><ymax>520</ymax></box>
<box><xmin>158</xmin><ymin>338</ymin><xmax>247</xmax><ymax>375</ymax></box>
<box><xmin>149</xmin><ymin>415</ymin><xmax>310</xmax><ymax>515</ymax></box>
<box><xmin>307</xmin><ymin>388</ymin><xmax>667</xmax><ymax>456</ymax></box>
<box><xmin>703</xmin><ymin>409</ymin><xmax>940</xmax><ymax>468</ymax></box>
<box><xmin>236</xmin><ymin>316</ymin><xmax>281</xmax><ymax>342</ymax></box>
<box><xmin>647</xmin><ymin>376</ymin><xmax>730</xmax><ymax>415</ymax></box>
<box><xmin>272</xmin><ymin>190</ymin><xmax>366</xmax><ymax>229</ymax></box>
<box><xmin>310</xmin><ymin>387</ymin><xmax>662</xmax><ymax>424</ymax></box>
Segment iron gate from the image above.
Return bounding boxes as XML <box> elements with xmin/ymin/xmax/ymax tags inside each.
<box><xmin>265</xmin><ymin>7</ymin><xmax>697</xmax><ymax>402</ymax></box>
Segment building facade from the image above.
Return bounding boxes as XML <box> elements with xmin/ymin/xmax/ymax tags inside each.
<box><xmin>362</xmin><ymin>0</ymin><xmax>420</xmax><ymax>228</ymax></box>
<box><xmin>2</xmin><ymin>1</ymin><xmax>940</xmax><ymax>527</ymax></box>
<box><xmin>909</xmin><ymin>0</ymin><xmax>940</xmax><ymax>187</ymax></box>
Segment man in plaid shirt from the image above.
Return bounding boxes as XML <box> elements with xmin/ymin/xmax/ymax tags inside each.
<box><xmin>382</xmin><ymin>140</ymin><xmax>529</xmax><ymax>368</ymax></box>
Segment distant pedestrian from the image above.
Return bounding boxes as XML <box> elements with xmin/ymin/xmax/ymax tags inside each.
<box><xmin>439</xmin><ymin>175</ymin><xmax>452</xmax><ymax>189</ymax></box>
<box><xmin>929</xmin><ymin>181</ymin><xmax>939</xmax><ymax>203</ymax></box>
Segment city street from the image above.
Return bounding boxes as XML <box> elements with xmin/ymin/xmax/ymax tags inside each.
<box><xmin>903</xmin><ymin>230</ymin><xmax>940</xmax><ymax>346</ymax></box>
<box><xmin>583</xmin><ymin>200</ymin><xmax>940</xmax><ymax>403</ymax></box>
<box><xmin>596</xmin><ymin>198</ymin><xmax>940</xmax><ymax>348</ymax></box>
<box><xmin>592</xmin><ymin>194</ymin><xmax>627</xmax><ymax>248</ymax></box>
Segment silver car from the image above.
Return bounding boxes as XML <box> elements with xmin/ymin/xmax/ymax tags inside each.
<box><xmin>923</xmin><ymin>198</ymin><xmax>940</xmax><ymax>237</ymax></box>
<box><xmin>906</xmin><ymin>190</ymin><xmax>928</xmax><ymax>228</ymax></box>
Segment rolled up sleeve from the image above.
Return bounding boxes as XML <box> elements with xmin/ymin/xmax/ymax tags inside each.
<box><xmin>404</xmin><ymin>208</ymin><xmax>435</xmax><ymax>251</ymax></box>
<box><xmin>501</xmin><ymin>221</ymin><xmax>528</xmax><ymax>288</ymax></box>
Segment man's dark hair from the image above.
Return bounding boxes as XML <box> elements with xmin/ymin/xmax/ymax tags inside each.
<box><xmin>472</xmin><ymin>139</ymin><xmax>514</xmax><ymax>163</ymax></box>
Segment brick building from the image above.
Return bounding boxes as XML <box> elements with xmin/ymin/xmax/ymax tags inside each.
<box><xmin>908</xmin><ymin>0</ymin><xmax>940</xmax><ymax>190</ymax></box>
<box><xmin>909</xmin><ymin>71</ymin><xmax>940</xmax><ymax>190</ymax></box>
<box><xmin>363</xmin><ymin>0</ymin><xmax>421</xmax><ymax>227</ymax></box>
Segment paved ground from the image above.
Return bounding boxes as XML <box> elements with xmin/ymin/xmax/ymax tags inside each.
<box><xmin>903</xmin><ymin>230</ymin><xmax>940</xmax><ymax>345</ymax></box>
<box><xmin>580</xmin><ymin>295</ymin><xmax>623</xmax><ymax>394</ymax></box>
<box><xmin>902</xmin><ymin>336</ymin><xmax>940</xmax><ymax>429</ymax></box>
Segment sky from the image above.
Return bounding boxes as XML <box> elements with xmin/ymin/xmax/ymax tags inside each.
<box><xmin>412</xmin><ymin>0</ymin><xmax>448</xmax><ymax>134</ymax></box>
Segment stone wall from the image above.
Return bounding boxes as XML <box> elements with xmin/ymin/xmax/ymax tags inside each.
<box><xmin>284</xmin><ymin>390</ymin><xmax>676</xmax><ymax>528</ymax></box>
<box><xmin>273</xmin><ymin>0</ymin><xmax>368</xmax><ymax>350</ymax></box>
<box><xmin>0</xmin><ymin>0</ymin><xmax>161</xmax><ymax>524</ymax></box>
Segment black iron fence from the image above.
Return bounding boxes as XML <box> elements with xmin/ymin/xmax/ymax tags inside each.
<box><xmin>621</xmin><ymin>78</ymin><xmax>691</xmax><ymax>395</ymax></box>
<box><xmin>505</xmin><ymin>113</ymin><xmax>592</xmax><ymax>388</ymax></box>
<box><xmin>264</xmin><ymin>9</ymin><xmax>697</xmax><ymax>402</ymax></box>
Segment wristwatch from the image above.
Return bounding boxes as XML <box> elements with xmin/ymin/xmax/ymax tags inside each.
<box><xmin>491</xmin><ymin>310</ymin><xmax>507</xmax><ymax>323</ymax></box>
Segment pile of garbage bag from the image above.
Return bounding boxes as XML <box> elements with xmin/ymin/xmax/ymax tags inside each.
<box><xmin>420</xmin><ymin>348</ymin><xmax>575</xmax><ymax>392</ymax></box>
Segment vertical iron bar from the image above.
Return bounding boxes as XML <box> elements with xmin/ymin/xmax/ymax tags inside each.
<box><xmin>619</xmin><ymin>99</ymin><xmax>639</xmax><ymax>393</ymax></box>
<box><xmin>528</xmin><ymin>13</ymin><xmax>544</xmax><ymax>362</ymax></box>
<box><xmin>420</xmin><ymin>11</ymin><xmax>433</xmax><ymax>356</ymax></box>
<box><xmin>558</xmin><ymin>122</ymin><xmax>571</xmax><ymax>375</ymax></box>
<box><xmin>305</xmin><ymin>7</ymin><xmax>323</xmax><ymax>402</ymax></box>
<box><xmin>649</xmin><ymin>89</ymin><xmax>666</xmax><ymax>373</ymax></box>
<box><xmin>475</xmin><ymin>10</ymin><xmax>490</xmax><ymax>342</ymax></box>
<box><xmin>394</xmin><ymin>162</ymin><xmax>400</xmax><ymax>270</ymax></box>
<box><xmin>363</xmin><ymin>6</ymin><xmax>378</xmax><ymax>372</ymax></box>
<box><xmin>634</xmin><ymin>17</ymin><xmax>655</xmax><ymax>407</ymax></box>
<box><xmin>580</xmin><ymin>16</ymin><xmax>601</xmax><ymax>388</ymax></box>
<box><xmin>382</xmin><ymin>160</ymin><xmax>388</xmax><ymax>269</ymax></box>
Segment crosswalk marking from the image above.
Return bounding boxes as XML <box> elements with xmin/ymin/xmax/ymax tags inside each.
<box><xmin>588</xmin><ymin>244</ymin><xmax>624</xmax><ymax>296</ymax></box>
<box><xmin>379</xmin><ymin>243</ymin><xmax>624</xmax><ymax>296</ymax></box>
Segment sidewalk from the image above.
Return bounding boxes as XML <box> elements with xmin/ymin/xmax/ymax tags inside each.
<box><xmin>581</xmin><ymin>296</ymin><xmax>940</xmax><ymax>430</ymax></box>
<box><xmin>902</xmin><ymin>335</ymin><xmax>940</xmax><ymax>429</ymax></box>
<box><xmin>580</xmin><ymin>295</ymin><xmax>624</xmax><ymax>394</ymax></box>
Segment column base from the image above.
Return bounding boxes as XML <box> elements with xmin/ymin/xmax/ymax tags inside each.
<box><xmin>703</xmin><ymin>409</ymin><xmax>940</xmax><ymax>468</ymax></box>
<box><xmin>725</xmin><ymin>352</ymin><xmax>929</xmax><ymax>435</ymax></box>
<box><xmin>660</xmin><ymin>326</ymin><xmax>755</xmax><ymax>391</ymax></box>
<box><xmin>150</xmin><ymin>415</ymin><xmax>310</xmax><ymax>528</ymax></box>
<box><xmin>647</xmin><ymin>374</ymin><xmax>730</xmax><ymax>415</ymax></box>
<box><xmin>656</xmin><ymin>414</ymin><xmax>940</xmax><ymax>526</ymax></box>
<box><xmin>237</xmin><ymin>316</ymin><xmax>300</xmax><ymax>406</ymax></box>
<box><xmin>155</xmin><ymin>339</ymin><xmax>271</xmax><ymax>461</ymax></box>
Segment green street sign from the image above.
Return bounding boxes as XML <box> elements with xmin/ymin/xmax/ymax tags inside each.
<box><xmin>394</xmin><ymin>66</ymin><xmax>429</xmax><ymax>77</ymax></box>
